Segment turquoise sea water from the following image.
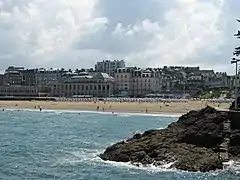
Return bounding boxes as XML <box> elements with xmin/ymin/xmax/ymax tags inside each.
<box><xmin>0</xmin><ymin>109</ymin><xmax>239</xmax><ymax>180</ymax></box>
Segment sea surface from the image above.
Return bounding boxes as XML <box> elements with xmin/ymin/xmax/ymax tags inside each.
<box><xmin>0</xmin><ymin>109</ymin><xmax>239</xmax><ymax>180</ymax></box>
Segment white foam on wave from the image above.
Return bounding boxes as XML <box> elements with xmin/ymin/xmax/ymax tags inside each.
<box><xmin>50</xmin><ymin>147</ymin><xmax>239</xmax><ymax>176</ymax></box>
<box><xmin>100</xmin><ymin>159</ymin><xmax>179</xmax><ymax>173</ymax></box>
<box><xmin>223</xmin><ymin>160</ymin><xmax>240</xmax><ymax>174</ymax></box>
<box><xmin>53</xmin><ymin>148</ymin><xmax>102</xmax><ymax>167</ymax></box>
<box><xmin>52</xmin><ymin>147</ymin><xmax>181</xmax><ymax>173</ymax></box>
<box><xmin>3</xmin><ymin>108</ymin><xmax>180</xmax><ymax>118</ymax></box>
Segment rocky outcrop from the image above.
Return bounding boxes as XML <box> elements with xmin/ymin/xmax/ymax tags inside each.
<box><xmin>100</xmin><ymin>106</ymin><xmax>240</xmax><ymax>172</ymax></box>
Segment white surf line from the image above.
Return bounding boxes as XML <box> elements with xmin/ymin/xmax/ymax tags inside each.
<box><xmin>2</xmin><ymin>108</ymin><xmax>181</xmax><ymax>118</ymax></box>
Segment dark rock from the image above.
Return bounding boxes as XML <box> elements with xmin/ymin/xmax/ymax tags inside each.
<box><xmin>229</xmin><ymin>97</ymin><xmax>240</xmax><ymax>110</ymax></box>
<box><xmin>100</xmin><ymin>106</ymin><xmax>240</xmax><ymax>172</ymax></box>
<box><xmin>132</xmin><ymin>133</ymin><xmax>142</xmax><ymax>140</ymax></box>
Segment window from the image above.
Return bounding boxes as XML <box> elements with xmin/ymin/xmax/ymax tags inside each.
<box><xmin>125</xmin><ymin>75</ymin><xmax>127</xmax><ymax>78</ymax></box>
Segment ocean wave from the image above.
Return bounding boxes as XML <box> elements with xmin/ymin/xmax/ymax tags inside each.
<box><xmin>50</xmin><ymin>146</ymin><xmax>240</xmax><ymax>177</ymax></box>
<box><xmin>223</xmin><ymin>160</ymin><xmax>240</xmax><ymax>174</ymax></box>
<box><xmin>52</xmin><ymin>149</ymin><xmax>102</xmax><ymax>167</ymax></box>
<box><xmin>100</xmin><ymin>159</ymin><xmax>182</xmax><ymax>173</ymax></box>
<box><xmin>2</xmin><ymin>108</ymin><xmax>180</xmax><ymax>118</ymax></box>
<box><xmin>52</xmin><ymin>147</ymin><xmax>179</xmax><ymax>173</ymax></box>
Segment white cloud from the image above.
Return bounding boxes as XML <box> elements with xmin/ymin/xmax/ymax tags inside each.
<box><xmin>0</xmin><ymin>0</ymin><xmax>237</xmax><ymax>74</ymax></box>
<box><xmin>0</xmin><ymin>0</ymin><xmax>108</xmax><ymax>67</ymax></box>
<box><xmin>119</xmin><ymin>0</ymin><xmax>226</xmax><ymax>68</ymax></box>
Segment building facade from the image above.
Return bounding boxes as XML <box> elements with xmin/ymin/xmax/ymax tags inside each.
<box><xmin>0</xmin><ymin>74</ymin><xmax>4</xmax><ymax>86</ymax></box>
<box><xmin>114</xmin><ymin>68</ymin><xmax>162</xmax><ymax>97</ymax></box>
<box><xmin>35</xmin><ymin>68</ymin><xmax>65</xmax><ymax>87</ymax></box>
<box><xmin>51</xmin><ymin>72</ymin><xmax>115</xmax><ymax>97</ymax></box>
<box><xmin>4</xmin><ymin>70</ymin><xmax>23</xmax><ymax>86</ymax></box>
<box><xmin>21</xmin><ymin>69</ymin><xmax>36</xmax><ymax>86</ymax></box>
<box><xmin>114</xmin><ymin>68</ymin><xmax>133</xmax><ymax>96</ymax></box>
<box><xmin>95</xmin><ymin>60</ymin><xmax>125</xmax><ymax>76</ymax></box>
<box><xmin>0</xmin><ymin>85</ymin><xmax>39</xmax><ymax>97</ymax></box>
<box><xmin>132</xmin><ymin>69</ymin><xmax>162</xmax><ymax>97</ymax></box>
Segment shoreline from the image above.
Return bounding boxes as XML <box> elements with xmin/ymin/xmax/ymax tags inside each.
<box><xmin>2</xmin><ymin>108</ymin><xmax>181</xmax><ymax>117</ymax></box>
<box><xmin>0</xmin><ymin>100</ymin><xmax>231</xmax><ymax>116</ymax></box>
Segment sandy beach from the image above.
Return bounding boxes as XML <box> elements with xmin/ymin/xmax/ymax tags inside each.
<box><xmin>0</xmin><ymin>100</ymin><xmax>231</xmax><ymax>115</ymax></box>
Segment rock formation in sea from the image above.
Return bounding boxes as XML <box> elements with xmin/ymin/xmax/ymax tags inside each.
<box><xmin>229</xmin><ymin>97</ymin><xmax>240</xmax><ymax>110</ymax></box>
<box><xmin>100</xmin><ymin>106</ymin><xmax>240</xmax><ymax>172</ymax></box>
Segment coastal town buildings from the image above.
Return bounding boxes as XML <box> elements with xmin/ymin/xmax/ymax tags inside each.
<box><xmin>0</xmin><ymin>60</ymin><xmax>236</xmax><ymax>98</ymax></box>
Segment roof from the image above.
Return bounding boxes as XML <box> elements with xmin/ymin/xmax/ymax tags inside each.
<box><xmin>71</xmin><ymin>75</ymin><xmax>93</xmax><ymax>79</ymax></box>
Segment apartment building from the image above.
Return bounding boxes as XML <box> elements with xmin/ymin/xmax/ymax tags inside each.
<box><xmin>35</xmin><ymin>68</ymin><xmax>68</xmax><ymax>87</ymax></box>
<box><xmin>114</xmin><ymin>68</ymin><xmax>134</xmax><ymax>96</ymax></box>
<box><xmin>114</xmin><ymin>68</ymin><xmax>162</xmax><ymax>97</ymax></box>
<box><xmin>95</xmin><ymin>60</ymin><xmax>125</xmax><ymax>76</ymax></box>
<box><xmin>51</xmin><ymin>72</ymin><xmax>115</xmax><ymax>97</ymax></box>
<box><xmin>132</xmin><ymin>69</ymin><xmax>162</xmax><ymax>97</ymax></box>
<box><xmin>21</xmin><ymin>69</ymin><xmax>36</xmax><ymax>86</ymax></box>
<box><xmin>4</xmin><ymin>67</ymin><xmax>23</xmax><ymax>86</ymax></box>
<box><xmin>3</xmin><ymin>66</ymin><xmax>37</xmax><ymax>86</ymax></box>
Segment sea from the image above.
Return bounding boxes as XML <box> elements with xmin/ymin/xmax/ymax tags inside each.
<box><xmin>0</xmin><ymin>109</ymin><xmax>239</xmax><ymax>180</ymax></box>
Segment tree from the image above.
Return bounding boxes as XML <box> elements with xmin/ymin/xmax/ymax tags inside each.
<box><xmin>233</xmin><ymin>19</ymin><xmax>240</xmax><ymax>56</ymax></box>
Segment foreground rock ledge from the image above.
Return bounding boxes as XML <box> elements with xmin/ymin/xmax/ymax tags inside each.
<box><xmin>100</xmin><ymin>106</ymin><xmax>240</xmax><ymax>172</ymax></box>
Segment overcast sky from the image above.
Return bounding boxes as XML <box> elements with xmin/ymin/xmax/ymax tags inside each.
<box><xmin>0</xmin><ymin>0</ymin><xmax>239</xmax><ymax>74</ymax></box>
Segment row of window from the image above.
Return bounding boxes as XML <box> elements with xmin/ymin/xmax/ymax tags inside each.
<box><xmin>116</xmin><ymin>84</ymin><xmax>157</xmax><ymax>87</ymax></box>
<box><xmin>0</xmin><ymin>89</ymin><xmax>37</xmax><ymax>93</ymax></box>
<box><xmin>54</xmin><ymin>90</ymin><xmax>110</xmax><ymax>95</ymax></box>
<box><xmin>54</xmin><ymin>84</ymin><xmax>110</xmax><ymax>91</ymax></box>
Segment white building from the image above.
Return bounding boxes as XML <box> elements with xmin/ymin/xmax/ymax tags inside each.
<box><xmin>95</xmin><ymin>60</ymin><xmax>125</xmax><ymax>76</ymax></box>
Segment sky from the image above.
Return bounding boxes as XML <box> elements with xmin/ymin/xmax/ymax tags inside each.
<box><xmin>0</xmin><ymin>0</ymin><xmax>239</xmax><ymax>74</ymax></box>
